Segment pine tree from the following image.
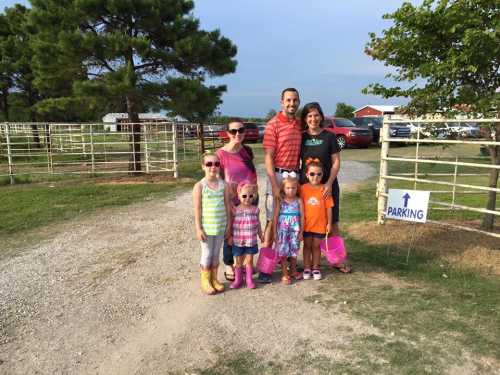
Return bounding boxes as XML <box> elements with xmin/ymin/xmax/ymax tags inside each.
<box><xmin>30</xmin><ymin>0</ymin><xmax>237</xmax><ymax>172</ymax></box>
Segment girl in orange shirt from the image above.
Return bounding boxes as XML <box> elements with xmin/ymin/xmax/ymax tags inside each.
<box><xmin>300</xmin><ymin>160</ymin><xmax>333</xmax><ymax>280</ymax></box>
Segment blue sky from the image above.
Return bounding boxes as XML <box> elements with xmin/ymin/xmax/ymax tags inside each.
<box><xmin>1</xmin><ymin>0</ymin><xmax>417</xmax><ymax>117</ymax></box>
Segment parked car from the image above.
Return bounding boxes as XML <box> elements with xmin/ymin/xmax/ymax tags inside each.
<box><xmin>257</xmin><ymin>123</ymin><xmax>266</xmax><ymax>141</ymax></box>
<box><xmin>351</xmin><ymin>117</ymin><xmax>411</xmax><ymax>143</ymax></box>
<box><xmin>218</xmin><ymin>122</ymin><xmax>259</xmax><ymax>143</ymax></box>
<box><xmin>404</xmin><ymin>122</ymin><xmax>447</xmax><ymax>138</ymax></box>
<box><xmin>351</xmin><ymin>116</ymin><xmax>382</xmax><ymax>143</ymax></box>
<box><xmin>448</xmin><ymin>122</ymin><xmax>480</xmax><ymax>138</ymax></box>
<box><xmin>183</xmin><ymin>124</ymin><xmax>198</xmax><ymax>138</ymax></box>
<box><xmin>203</xmin><ymin>124</ymin><xmax>225</xmax><ymax>138</ymax></box>
<box><xmin>323</xmin><ymin>117</ymin><xmax>373</xmax><ymax>149</ymax></box>
<box><xmin>388</xmin><ymin>122</ymin><xmax>412</xmax><ymax>141</ymax></box>
<box><xmin>431</xmin><ymin>123</ymin><xmax>455</xmax><ymax>139</ymax></box>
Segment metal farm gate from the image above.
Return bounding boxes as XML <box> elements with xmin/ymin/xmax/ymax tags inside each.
<box><xmin>377</xmin><ymin>118</ymin><xmax>500</xmax><ymax>238</ymax></box>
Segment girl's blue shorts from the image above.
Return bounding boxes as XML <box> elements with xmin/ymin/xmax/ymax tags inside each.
<box><xmin>232</xmin><ymin>245</ymin><xmax>258</xmax><ymax>256</ymax></box>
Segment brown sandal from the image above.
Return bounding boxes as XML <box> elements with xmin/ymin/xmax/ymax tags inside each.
<box><xmin>333</xmin><ymin>264</ymin><xmax>352</xmax><ymax>274</ymax></box>
<box><xmin>224</xmin><ymin>266</ymin><xmax>235</xmax><ymax>281</ymax></box>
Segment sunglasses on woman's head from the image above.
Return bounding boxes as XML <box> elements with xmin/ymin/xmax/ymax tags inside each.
<box><xmin>241</xmin><ymin>194</ymin><xmax>254</xmax><ymax>199</ymax></box>
<box><xmin>205</xmin><ymin>161</ymin><xmax>220</xmax><ymax>167</ymax></box>
<box><xmin>228</xmin><ymin>127</ymin><xmax>245</xmax><ymax>135</ymax></box>
<box><xmin>308</xmin><ymin>172</ymin><xmax>323</xmax><ymax>177</ymax></box>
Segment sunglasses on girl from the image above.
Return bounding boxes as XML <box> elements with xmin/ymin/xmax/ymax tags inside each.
<box><xmin>228</xmin><ymin>127</ymin><xmax>245</xmax><ymax>135</ymax></box>
<box><xmin>205</xmin><ymin>161</ymin><xmax>220</xmax><ymax>167</ymax></box>
<box><xmin>308</xmin><ymin>172</ymin><xmax>323</xmax><ymax>177</ymax></box>
<box><xmin>241</xmin><ymin>194</ymin><xmax>254</xmax><ymax>199</ymax></box>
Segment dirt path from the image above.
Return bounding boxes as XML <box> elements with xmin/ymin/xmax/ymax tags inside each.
<box><xmin>0</xmin><ymin>161</ymin><xmax>376</xmax><ymax>375</ymax></box>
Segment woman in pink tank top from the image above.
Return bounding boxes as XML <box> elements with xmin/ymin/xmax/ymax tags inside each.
<box><xmin>215</xmin><ymin>119</ymin><xmax>257</xmax><ymax>281</ymax></box>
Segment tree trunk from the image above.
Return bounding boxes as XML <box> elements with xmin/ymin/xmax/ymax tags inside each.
<box><xmin>31</xmin><ymin>125</ymin><xmax>41</xmax><ymax>148</ymax></box>
<box><xmin>126</xmin><ymin>94</ymin><xmax>142</xmax><ymax>173</ymax></box>
<box><xmin>1</xmin><ymin>88</ymin><xmax>9</xmax><ymax>121</ymax></box>
<box><xmin>480</xmin><ymin>123</ymin><xmax>500</xmax><ymax>231</ymax></box>
<box><xmin>198</xmin><ymin>123</ymin><xmax>205</xmax><ymax>154</ymax></box>
<box><xmin>28</xmin><ymin>87</ymin><xmax>41</xmax><ymax>148</ymax></box>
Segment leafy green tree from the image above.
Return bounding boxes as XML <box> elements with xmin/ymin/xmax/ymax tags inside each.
<box><xmin>0</xmin><ymin>14</ymin><xmax>12</xmax><ymax>121</ymax></box>
<box><xmin>334</xmin><ymin>102</ymin><xmax>356</xmax><ymax>118</ymax></box>
<box><xmin>30</xmin><ymin>0</ymin><xmax>237</xmax><ymax>171</ymax></box>
<box><xmin>364</xmin><ymin>0</ymin><xmax>499</xmax><ymax>230</ymax></box>
<box><xmin>0</xmin><ymin>5</ymin><xmax>44</xmax><ymax>146</ymax></box>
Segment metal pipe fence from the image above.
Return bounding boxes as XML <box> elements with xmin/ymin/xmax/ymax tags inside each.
<box><xmin>376</xmin><ymin>118</ymin><xmax>500</xmax><ymax>238</ymax></box>
<box><xmin>0</xmin><ymin>121</ymin><xmax>225</xmax><ymax>183</ymax></box>
<box><xmin>0</xmin><ymin>122</ymin><xmax>196</xmax><ymax>182</ymax></box>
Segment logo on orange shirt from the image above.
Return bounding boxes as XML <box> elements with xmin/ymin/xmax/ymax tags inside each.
<box><xmin>307</xmin><ymin>197</ymin><xmax>320</xmax><ymax>206</ymax></box>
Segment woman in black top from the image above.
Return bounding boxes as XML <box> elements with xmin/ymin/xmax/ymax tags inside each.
<box><xmin>300</xmin><ymin>102</ymin><xmax>351</xmax><ymax>273</ymax></box>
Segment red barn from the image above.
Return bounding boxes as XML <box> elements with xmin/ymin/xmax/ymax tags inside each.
<box><xmin>354</xmin><ymin>105</ymin><xmax>397</xmax><ymax>118</ymax></box>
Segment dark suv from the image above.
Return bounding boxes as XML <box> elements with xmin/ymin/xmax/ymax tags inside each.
<box><xmin>351</xmin><ymin>117</ymin><xmax>410</xmax><ymax>143</ymax></box>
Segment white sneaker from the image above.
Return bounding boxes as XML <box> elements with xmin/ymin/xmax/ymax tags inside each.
<box><xmin>303</xmin><ymin>269</ymin><xmax>312</xmax><ymax>280</ymax></box>
<box><xmin>312</xmin><ymin>269</ymin><xmax>322</xmax><ymax>280</ymax></box>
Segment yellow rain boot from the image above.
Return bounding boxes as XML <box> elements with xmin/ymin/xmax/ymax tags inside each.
<box><xmin>200</xmin><ymin>269</ymin><xmax>216</xmax><ymax>295</ymax></box>
<box><xmin>210</xmin><ymin>265</ymin><xmax>225</xmax><ymax>293</ymax></box>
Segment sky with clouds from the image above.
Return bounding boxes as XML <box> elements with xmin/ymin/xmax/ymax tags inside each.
<box><xmin>1</xmin><ymin>0</ymin><xmax>420</xmax><ymax>117</ymax></box>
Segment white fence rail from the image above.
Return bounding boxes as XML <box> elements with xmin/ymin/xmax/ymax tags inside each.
<box><xmin>0</xmin><ymin>122</ymin><xmax>191</xmax><ymax>183</ymax></box>
<box><xmin>376</xmin><ymin>118</ymin><xmax>500</xmax><ymax>238</ymax></box>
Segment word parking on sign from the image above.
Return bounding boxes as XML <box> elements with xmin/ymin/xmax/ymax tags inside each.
<box><xmin>386</xmin><ymin>189</ymin><xmax>430</xmax><ymax>223</ymax></box>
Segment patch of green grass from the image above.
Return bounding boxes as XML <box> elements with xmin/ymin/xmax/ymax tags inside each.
<box><xmin>0</xmin><ymin>181</ymin><xmax>192</xmax><ymax>239</ymax></box>
<box><xmin>178</xmin><ymin>159</ymin><xmax>204</xmax><ymax>180</ymax></box>
<box><xmin>341</xmin><ymin>169</ymin><xmax>499</xmax><ymax>223</ymax></box>
<box><xmin>183</xmin><ymin>351</ymin><xmax>283</xmax><ymax>375</ymax></box>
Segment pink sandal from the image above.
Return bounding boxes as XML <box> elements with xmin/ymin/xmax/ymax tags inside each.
<box><xmin>281</xmin><ymin>275</ymin><xmax>292</xmax><ymax>285</ymax></box>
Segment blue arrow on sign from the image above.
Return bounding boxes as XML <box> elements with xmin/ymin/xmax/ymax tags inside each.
<box><xmin>403</xmin><ymin>193</ymin><xmax>411</xmax><ymax>208</ymax></box>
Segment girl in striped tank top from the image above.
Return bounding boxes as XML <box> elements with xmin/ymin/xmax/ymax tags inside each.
<box><xmin>228</xmin><ymin>181</ymin><xmax>263</xmax><ymax>289</ymax></box>
<box><xmin>193</xmin><ymin>153</ymin><xmax>231</xmax><ymax>295</ymax></box>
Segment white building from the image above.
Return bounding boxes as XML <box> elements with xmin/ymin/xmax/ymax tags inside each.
<box><xmin>102</xmin><ymin>113</ymin><xmax>169</xmax><ymax>131</ymax></box>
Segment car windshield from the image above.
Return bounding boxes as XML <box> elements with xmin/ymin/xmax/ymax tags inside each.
<box><xmin>244</xmin><ymin>123</ymin><xmax>257</xmax><ymax>129</ymax></box>
<box><xmin>335</xmin><ymin>118</ymin><xmax>356</xmax><ymax>127</ymax></box>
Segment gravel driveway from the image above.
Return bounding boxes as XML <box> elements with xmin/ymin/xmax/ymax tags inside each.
<box><xmin>0</xmin><ymin>161</ymin><xmax>375</xmax><ymax>374</ymax></box>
